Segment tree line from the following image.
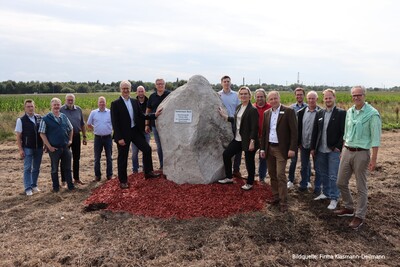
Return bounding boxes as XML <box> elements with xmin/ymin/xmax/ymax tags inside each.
<box><xmin>1</xmin><ymin>80</ymin><xmax>398</xmax><ymax>94</ymax></box>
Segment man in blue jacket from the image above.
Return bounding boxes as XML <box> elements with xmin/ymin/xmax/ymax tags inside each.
<box><xmin>39</xmin><ymin>98</ymin><xmax>74</xmax><ymax>192</ymax></box>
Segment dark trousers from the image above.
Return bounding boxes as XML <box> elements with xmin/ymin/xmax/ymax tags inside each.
<box><xmin>117</xmin><ymin>127</ymin><xmax>153</xmax><ymax>183</ymax></box>
<box><xmin>223</xmin><ymin>140</ymin><xmax>256</xmax><ymax>185</ymax></box>
<box><xmin>229</xmin><ymin>121</ymin><xmax>242</xmax><ymax>171</ymax></box>
<box><xmin>49</xmin><ymin>145</ymin><xmax>74</xmax><ymax>191</ymax></box>
<box><xmin>94</xmin><ymin>135</ymin><xmax>113</xmax><ymax>178</ymax></box>
<box><xmin>61</xmin><ymin>133</ymin><xmax>81</xmax><ymax>182</ymax></box>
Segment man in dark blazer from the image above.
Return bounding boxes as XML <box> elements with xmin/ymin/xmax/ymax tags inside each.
<box><xmin>311</xmin><ymin>89</ymin><xmax>346</xmax><ymax>210</ymax></box>
<box><xmin>111</xmin><ymin>80</ymin><xmax>162</xmax><ymax>189</ymax></box>
<box><xmin>260</xmin><ymin>91</ymin><xmax>298</xmax><ymax>212</ymax></box>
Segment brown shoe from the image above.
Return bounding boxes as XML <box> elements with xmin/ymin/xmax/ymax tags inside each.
<box><xmin>144</xmin><ymin>172</ymin><xmax>161</xmax><ymax>179</ymax></box>
<box><xmin>267</xmin><ymin>199</ymin><xmax>280</xmax><ymax>205</ymax></box>
<box><xmin>119</xmin><ymin>183</ymin><xmax>129</xmax><ymax>189</ymax></box>
<box><xmin>349</xmin><ymin>217</ymin><xmax>364</xmax><ymax>230</ymax></box>
<box><xmin>233</xmin><ymin>170</ymin><xmax>242</xmax><ymax>179</ymax></box>
<box><xmin>74</xmin><ymin>180</ymin><xmax>85</xmax><ymax>185</ymax></box>
<box><xmin>333</xmin><ymin>208</ymin><xmax>354</xmax><ymax>217</ymax></box>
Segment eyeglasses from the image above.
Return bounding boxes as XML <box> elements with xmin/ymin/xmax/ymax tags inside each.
<box><xmin>352</xmin><ymin>94</ymin><xmax>364</xmax><ymax>98</ymax></box>
<box><xmin>156</xmin><ymin>83</ymin><xmax>165</xmax><ymax>86</ymax></box>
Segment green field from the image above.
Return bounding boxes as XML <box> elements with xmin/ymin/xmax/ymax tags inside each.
<box><xmin>1</xmin><ymin>91</ymin><xmax>399</xmax><ymax>140</ymax></box>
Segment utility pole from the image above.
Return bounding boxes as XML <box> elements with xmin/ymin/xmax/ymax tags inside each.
<box><xmin>297</xmin><ymin>72</ymin><xmax>300</xmax><ymax>84</ymax></box>
<box><xmin>243</xmin><ymin>77</ymin><xmax>245</xmax><ymax>86</ymax></box>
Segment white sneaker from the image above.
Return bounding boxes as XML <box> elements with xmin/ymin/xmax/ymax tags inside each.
<box><xmin>307</xmin><ymin>182</ymin><xmax>312</xmax><ymax>189</ymax></box>
<box><xmin>26</xmin><ymin>189</ymin><xmax>33</xmax><ymax>196</ymax></box>
<box><xmin>314</xmin><ymin>193</ymin><xmax>327</xmax><ymax>200</ymax></box>
<box><xmin>287</xmin><ymin>181</ymin><xmax>294</xmax><ymax>189</ymax></box>
<box><xmin>327</xmin><ymin>200</ymin><xmax>338</xmax><ymax>210</ymax></box>
<box><xmin>32</xmin><ymin>187</ymin><xmax>41</xmax><ymax>193</ymax></box>
<box><xmin>241</xmin><ymin>184</ymin><xmax>253</xmax><ymax>190</ymax></box>
<box><xmin>218</xmin><ymin>178</ymin><xmax>234</xmax><ymax>184</ymax></box>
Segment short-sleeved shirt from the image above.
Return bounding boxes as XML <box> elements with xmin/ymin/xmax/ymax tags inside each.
<box><xmin>15</xmin><ymin>114</ymin><xmax>36</xmax><ymax>133</ymax></box>
<box><xmin>38</xmin><ymin>112</ymin><xmax>73</xmax><ymax>134</ymax></box>
<box><xmin>60</xmin><ymin>105</ymin><xmax>85</xmax><ymax>134</ymax></box>
<box><xmin>147</xmin><ymin>90</ymin><xmax>170</xmax><ymax>127</ymax></box>
<box><xmin>87</xmin><ymin>108</ymin><xmax>112</xmax><ymax>136</ymax></box>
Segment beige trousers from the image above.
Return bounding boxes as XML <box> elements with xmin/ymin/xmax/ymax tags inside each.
<box><xmin>337</xmin><ymin>147</ymin><xmax>370</xmax><ymax>219</ymax></box>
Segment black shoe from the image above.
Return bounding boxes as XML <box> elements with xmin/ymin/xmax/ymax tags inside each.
<box><xmin>120</xmin><ymin>183</ymin><xmax>129</xmax><ymax>189</ymax></box>
<box><xmin>144</xmin><ymin>172</ymin><xmax>161</xmax><ymax>179</ymax></box>
<box><xmin>93</xmin><ymin>176</ymin><xmax>101</xmax><ymax>182</ymax></box>
<box><xmin>298</xmin><ymin>187</ymin><xmax>308</xmax><ymax>192</ymax></box>
<box><xmin>107</xmin><ymin>176</ymin><xmax>113</xmax><ymax>180</ymax></box>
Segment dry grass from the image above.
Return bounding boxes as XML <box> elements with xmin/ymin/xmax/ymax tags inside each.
<box><xmin>0</xmin><ymin>131</ymin><xmax>399</xmax><ymax>266</ymax></box>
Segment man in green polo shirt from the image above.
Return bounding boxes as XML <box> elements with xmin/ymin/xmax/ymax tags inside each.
<box><xmin>334</xmin><ymin>85</ymin><xmax>381</xmax><ymax>230</ymax></box>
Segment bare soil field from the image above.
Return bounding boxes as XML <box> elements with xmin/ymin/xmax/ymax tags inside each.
<box><xmin>0</xmin><ymin>131</ymin><xmax>399</xmax><ymax>266</ymax></box>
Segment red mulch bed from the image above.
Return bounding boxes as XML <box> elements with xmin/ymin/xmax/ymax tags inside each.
<box><xmin>84</xmin><ymin>173</ymin><xmax>273</xmax><ymax>219</ymax></box>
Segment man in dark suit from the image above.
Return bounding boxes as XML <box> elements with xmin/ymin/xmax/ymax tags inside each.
<box><xmin>260</xmin><ymin>91</ymin><xmax>298</xmax><ymax>212</ymax></box>
<box><xmin>111</xmin><ymin>80</ymin><xmax>162</xmax><ymax>189</ymax></box>
<box><xmin>311</xmin><ymin>89</ymin><xmax>346</xmax><ymax>210</ymax></box>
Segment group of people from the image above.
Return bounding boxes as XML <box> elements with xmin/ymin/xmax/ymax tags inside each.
<box><xmin>16</xmin><ymin>75</ymin><xmax>381</xmax><ymax>230</ymax></box>
<box><xmin>16</xmin><ymin>78</ymin><xmax>168</xmax><ymax>193</ymax></box>
<box><xmin>216</xmin><ymin>76</ymin><xmax>381</xmax><ymax>230</ymax></box>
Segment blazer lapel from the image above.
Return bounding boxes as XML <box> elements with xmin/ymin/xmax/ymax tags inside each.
<box><xmin>277</xmin><ymin>105</ymin><xmax>285</xmax><ymax>125</ymax></box>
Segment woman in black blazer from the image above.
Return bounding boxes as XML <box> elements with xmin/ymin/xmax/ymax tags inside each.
<box><xmin>218</xmin><ymin>86</ymin><xmax>259</xmax><ymax>190</ymax></box>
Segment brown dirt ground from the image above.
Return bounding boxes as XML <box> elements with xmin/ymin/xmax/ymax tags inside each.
<box><xmin>0</xmin><ymin>131</ymin><xmax>399</xmax><ymax>267</ymax></box>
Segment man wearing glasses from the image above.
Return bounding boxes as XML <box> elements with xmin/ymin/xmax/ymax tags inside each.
<box><xmin>334</xmin><ymin>86</ymin><xmax>381</xmax><ymax>230</ymax></box>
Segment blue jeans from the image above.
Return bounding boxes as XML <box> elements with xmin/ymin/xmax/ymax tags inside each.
<box><xmin>23</xmin><ymin>147</ymin><xmax>43</xmax><ymax>191</ymax></box>
<box><xmin>299</xmin><ymin>147</ymin><xmax>316</xmax><ymax>190</ymax></box>
<box><xmin>49</xmin><ymin>146</ymin><xmax>74</xmax><ymax>191</ymax></box>
<box><xmin>152</xmin><ymin>126</ymin><xmax>163</xmax><ymax>169</ymax></box>
<box><xmin>94</xmin><ymin>135</ymin><xmax>113</xmax><ymax>178</ymax></box>
<box><xmin>131</xmin><ymin>132</ymin><xmax>150</xmax><ymax>172</ymax></box>
<box><xmin>258</xmin><ymin>156</ymin><xmax>267</xmax><ymax>181</ymax></box>
<box><xmin>315</xmin><ymin>151</ymin><xmax>340</xmax><ymax>200</ymax></box>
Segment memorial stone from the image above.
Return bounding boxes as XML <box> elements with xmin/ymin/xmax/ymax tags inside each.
<box><xmin>156</xmin><ymin>75</ymin><xmax>233</xmax><ymax>184</ymax></box>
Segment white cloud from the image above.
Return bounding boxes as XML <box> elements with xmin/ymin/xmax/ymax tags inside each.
<box><xmin>0</xmin><ymin>0</ymin><xmax>399</xmax><ymax>87</ymax></box>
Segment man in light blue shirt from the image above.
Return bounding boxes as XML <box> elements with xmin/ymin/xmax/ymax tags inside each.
<box><xmin>87</xmin><ymin>96</ymin><xmax>113</xmax><ymax>182</ymax></box>
<box><xmin>335</xmin><ymin>86</ymin><xmax>381</xmax><ymax>230</ymax></box>
<box><xmin>218</xmin><ymin>75</ymin><xmax>242</xmax><ymax>178</ymax></box>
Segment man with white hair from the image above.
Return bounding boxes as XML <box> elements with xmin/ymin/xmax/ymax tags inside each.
<box><xmin>111</xmin><ymin>80</ymin><xmax>162</xmax><ymax>189</ymax></box>
<box><xmin>334</xmin><ymin>86</ymin><xmax>381</xmax><ymax>230</ymax></box>
<box><xmin>39</xmin><ymin>98</ymin><xmax>74</xmax><ymax>192</ymax></box>
<box><xmin>296</xmin><ymin>91</ymin><xmax>320</xmax><ymax>193</ymax></box>
<box><xmin>260</xmin><ymin>91</ymin><xmax>297</xmax><ymax>212</ymax></box>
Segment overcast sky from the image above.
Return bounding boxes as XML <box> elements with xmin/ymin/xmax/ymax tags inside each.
<box><xmin>1</xmin><ymin>0</ymin><xmax>399</xmax><ymax>87</ymax></box>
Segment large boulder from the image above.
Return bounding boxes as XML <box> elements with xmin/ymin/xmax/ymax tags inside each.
<box><xmin>156</xmin><ymin>75</ymin><xmax>233</xmax><ymax>184</ymax></box>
